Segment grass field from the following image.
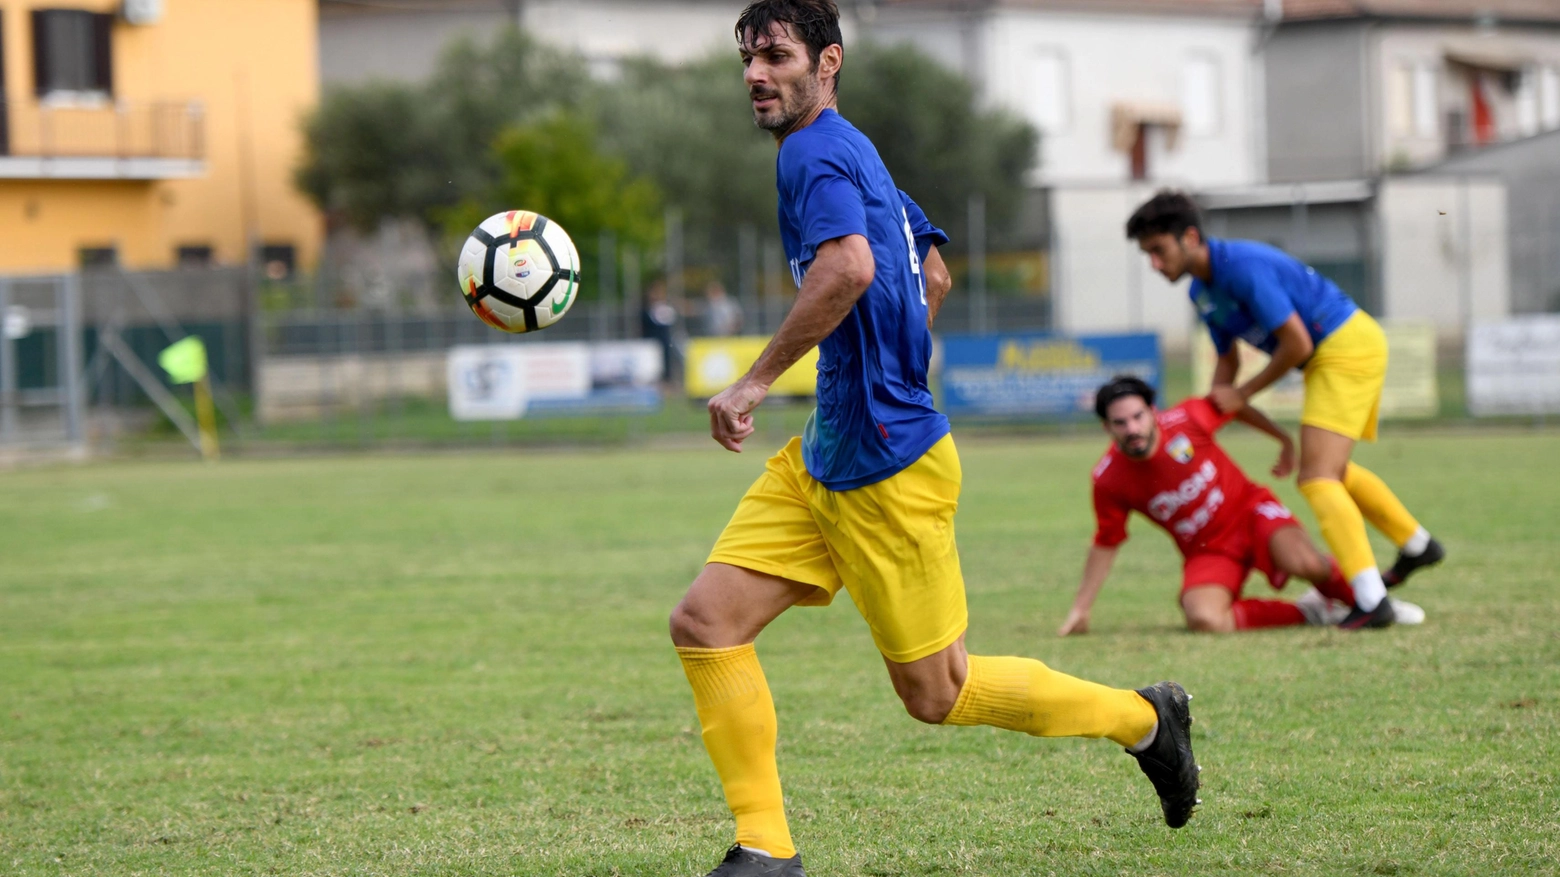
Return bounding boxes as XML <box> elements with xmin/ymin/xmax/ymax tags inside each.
<box><xmin>2</xmin><ymin>429</ymin><xmax>1558</xmax><ymax>876</ymax></box>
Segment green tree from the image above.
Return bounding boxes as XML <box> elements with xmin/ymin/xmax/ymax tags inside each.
<box><xmin>840</xmin><ymin>42</ymin><xmax>1039</xmax><ymax>251</ymax></box>
<box><xmin>592</xmin><ymin>55</ymin><xmax>779</xmax><ymax>257</ymax></box>
<box><xmin>440</xmin><ymin>113</ymin><xmax>663</xmax><ymax>298</ymax></box>
<box><xmin>592</xmin><ymin>41</ymin><xmax>1038</xmax><ymax>267</ymax></box>
<box><xmin>295</xmin><ymin>27</ymin><xmax>589</xmax><ymax>233</ymax></box>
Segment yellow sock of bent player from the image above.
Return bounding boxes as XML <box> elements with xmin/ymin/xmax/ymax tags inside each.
<box><xmin>1343</xmin><ymin>463</ymin><xmax>1420</xmax><ymax>547</ymax></box>
<box><xmin>677</xmin><ymin>645</ymin><xmax>795</xmax><ymax>859</ymax></box>
<box><xmin>1299</xmin><ymin>478</ymin><xmax>1376</xmax><ymax>579</ymax></box>
<box><xmin>941</xmin><ymin>655</ymin><xmax>1157</xmax><ymax>747</ymax></box>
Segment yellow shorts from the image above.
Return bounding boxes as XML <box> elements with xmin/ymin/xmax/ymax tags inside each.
<box><xmin>707</xmin><ymin>433</ymin><xmax>968</xmax><ymax>663</ymax></box>
<box><xmin>1303</xmin><ymin>310</ymin><xmax>1387</xmax><ymax>442</ymax></box>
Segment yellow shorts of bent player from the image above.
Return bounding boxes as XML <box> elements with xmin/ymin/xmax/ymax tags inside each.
<box><xmin>707</xmin><ymin>433</ymin><xmax>968</xmax><ymax>664</ymax></box>
<box><xmin>1303</xmin><ymin>309</ymin><xmax>1388</xmax><ymax>442</ymax></box>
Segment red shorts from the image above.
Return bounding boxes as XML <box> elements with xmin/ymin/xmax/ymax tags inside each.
<box><xmin>1180</xmin><ymin>487</ymin><xmax>1302</xmax><ymax>597</ymax></box>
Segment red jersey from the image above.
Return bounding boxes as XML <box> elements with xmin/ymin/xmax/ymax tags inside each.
<box><xmin>1091</xmin><ymin>398</ymin><xmax>1263</xmax><ymax>556</ymax></box>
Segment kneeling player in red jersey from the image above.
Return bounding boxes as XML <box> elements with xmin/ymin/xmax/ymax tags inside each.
<box><xmin>1059</xmin><ymin>376</ymin><xmax>1423</xmax><ymax>635</ymax></box>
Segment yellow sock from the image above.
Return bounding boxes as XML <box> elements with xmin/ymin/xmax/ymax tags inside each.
<box><xmin>1298</xmin><ymin>477</ymin><xmax>1377</xmax><ymax>580</ymax></box>
<box><xmin>941</xmin><ymin>655</ymin><xmax>1157</xmax><ymax>747</ymax></box>
<box><xmin>1343</xmin><ymin>463</ymin><xmax>1420</xmax><ymax>547</ymax></box>
<box><xmin>677</xmin><ymin>645</ymin><xmax>795</xmax><ymax>859</ymax></box>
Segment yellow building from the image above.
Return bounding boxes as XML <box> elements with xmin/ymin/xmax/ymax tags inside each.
<box><xmin>0</xmin><ymin>0</ymin><xmax>320</xmax><ymax>274</ymax></box>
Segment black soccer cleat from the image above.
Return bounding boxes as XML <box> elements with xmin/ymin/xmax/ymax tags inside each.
<box><xmin>1384</xmin><ymin>537</ymin><xmax>1445</xmax><ymax>588</ymax></box>
<box><xmin>1128</xmin><ymin>681</ymin><xmax>1201</xmax><ymax>829</ymax></box>
<box><xmin>703</xmin><ymin>844</ymin><xmax>806</xmax><ymax>877</ymax></box>
<box><xmin>1337</xmin><ymin>598</ymin><xmax>1395</xmax><ymax>630</ymax></box>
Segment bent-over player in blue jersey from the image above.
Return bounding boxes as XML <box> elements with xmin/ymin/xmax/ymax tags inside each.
<box><xmin>667</xmin><ymin>4</ymin><xmax>1202</xmax><ymax>875</ymax></box>
<box><xmin>1126</xmin><ymin>192</ymin><xmax>1444</xmax><ymax>631</ymax></box>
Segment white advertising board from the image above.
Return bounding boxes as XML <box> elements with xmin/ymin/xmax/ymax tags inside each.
<box><xmin>1467</xmin><ymin>316</ymin><xmax>1560</xmax><ymax>416</ymax></box>
<box><xmin>1192</xmin><ymin>322</ymin><xmax>1439</xmax><ymax>419</ymax></box>
<box><xmin>447</xmin><ymin>346</ymin><xmax>528</xmax><ymax>421</ymax></box>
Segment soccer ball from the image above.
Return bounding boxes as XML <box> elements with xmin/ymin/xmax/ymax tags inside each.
<box><xmin>456</xmin><ymin>210</ymin><xmax>581</xmax><ymax>333</ymax></box>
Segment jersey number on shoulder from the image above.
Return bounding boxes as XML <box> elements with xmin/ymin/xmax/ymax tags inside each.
<box><xmin>900</xmin><ymin>208</ymin><xmax>926</xmax><ymax>306</ymax></box>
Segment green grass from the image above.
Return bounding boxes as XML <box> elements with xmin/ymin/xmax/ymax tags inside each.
<box><xmin>2</xmin><ymin>431</ymin><xmax>1557</xmax><ymax>876</ymax></box>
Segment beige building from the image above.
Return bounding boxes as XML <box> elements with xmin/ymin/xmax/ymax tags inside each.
<box><xmin>0</xmin><ymin>0</ymin><xmax>322</xmax><ymax>274</ymax></box>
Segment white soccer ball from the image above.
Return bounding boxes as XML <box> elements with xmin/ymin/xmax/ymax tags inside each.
<box><xmin>456</xmin><ymin>210</ymin><xmax>581</xmax><ymax>333</ymax></box>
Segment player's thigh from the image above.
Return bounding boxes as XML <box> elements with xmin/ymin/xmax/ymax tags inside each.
<box><xmin>881</xmin><ymin>634</ymin><xmax>968</xmax><ymax>724</ymax></box>
<box><xmin>1301</xmin><ymin>311</ymin><xmax>1387</xmax><ymax>452</ymax></box>
<box><xmin>671</xmin><ymin>562</ymin><xmax>820</xmax><ymax>648</ymax></box>
<box><xmin>705</xmin><ymin>437</ymin><xmax>843</xmax><ymax>603</ymax></box>
<box><xmin>819</xmin><ymin>435</ymin><xmax>968</xmax><ymax>664</ymax></box>
<box><xmin>1181</xmin><ymin>554</ymin><xmax>1244</xmax><ymax>631</ymax></box>
<box><xmin>1266</xmin><ymin>523</ymin><xmax>1330</xmax><ymax>581</ymax></box>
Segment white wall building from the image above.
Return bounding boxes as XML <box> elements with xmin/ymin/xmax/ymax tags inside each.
<box><xmin>868</xmin><ymin>0</ymin><xmax>1267</xmax><ymax>188</ymax></box>
<box><xmin>318</xmin><ymin>0</ymin><xmax>859</xmax><ymax>86</ymax></box>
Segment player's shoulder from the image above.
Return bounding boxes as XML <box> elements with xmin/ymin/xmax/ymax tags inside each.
<box><xmin>1091</xmin><ymin>447</ymin><xmax>1120</xmax><ymax>484</ymax></box>
<box><xmin>1158</xmin><ymin>400</ymin><xmax>1195</xmax><ymax>427</ymax></box>
<box><xmin>778</xmin><ymin>111</ymin><xmax>866</xmax><ymax>173</ymax></box>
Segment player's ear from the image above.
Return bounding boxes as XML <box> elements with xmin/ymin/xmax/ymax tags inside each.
<box><xmin>818</xmin><ymin>44</ymin><xmax>843</xmax><ymax>82</ymax></box>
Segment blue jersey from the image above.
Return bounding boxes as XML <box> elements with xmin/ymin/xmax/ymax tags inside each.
<box><xmin>1191</xmin><ymin>237</ymin><xmax>1358</xmax><ymax>357</ymax></box>
<box><xmin>777</xmin><ymin>109</ymin><xmax>950</xmax><ymax>491</ymax></box>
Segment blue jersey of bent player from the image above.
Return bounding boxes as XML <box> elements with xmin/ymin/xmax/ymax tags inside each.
<box><xmin>1191</xmin><ymin>237</ymin><xmax>1358</xmax><ymax>358</ymax></box>
<box><xmin>776</xmin><ymin>109</ymin><xmax>950</xmax><ymax>491</ymax></box>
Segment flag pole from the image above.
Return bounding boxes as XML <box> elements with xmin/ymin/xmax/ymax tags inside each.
<box><xmin>194</xmin><ymin>373</ymin><xmax>220</xmax><ymax>461</ymax></box>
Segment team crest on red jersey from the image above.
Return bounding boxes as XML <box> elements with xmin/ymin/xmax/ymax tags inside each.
<box><xmin>1167</xmin><ymin>433</ymin><xmax>1195</xmax><ymax>464</ymax></box>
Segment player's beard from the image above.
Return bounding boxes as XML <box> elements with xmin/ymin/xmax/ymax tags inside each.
<box><xmin>1119</xmin><ymin>424</ymin><xmax>1156</xmax><ymax>459</ymax></box>
<box><xmin>752</xmin><ymin>73</ymin><xmax>821</xmax><ymax>133</ymax></box>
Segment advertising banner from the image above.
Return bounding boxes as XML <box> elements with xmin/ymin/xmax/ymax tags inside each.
<box><xmin>1191</xmin><ymin>322</ymin><xmax>1439</xmax><ymax>419</ymax></box>
<box><xmin>940</xmin><ymin>332</ymin><xmax>1161</xmax><ymax>417</ymax></box>
<box><xmin>1467</xmin><ymin>316</ymin><xmax>1560</xmax><ymax>416</ymax></box>
<box><xmin>448</xmin><ymin>341</ymin><xmax>660</xmax><ymax>420</ymax></box>
<box><xmin>686</xmin><ymin>336</ymin><xmax>820</xmax><ymax>398</ymax></box>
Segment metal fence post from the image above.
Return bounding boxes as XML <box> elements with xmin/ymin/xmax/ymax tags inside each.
<box><xmin>61</xmin><ymin>274</ymin><xmax>84</xmax><ymax>443</ymax></box>
<box><xmin>968</xmin><ymin>193</ymin><xmax>988</xmax><ymax>334</ymax></box>
<box><xmin>0</xmin><ymin>278</ymin><xmax>14</xmax><ymax>442</ymax></box>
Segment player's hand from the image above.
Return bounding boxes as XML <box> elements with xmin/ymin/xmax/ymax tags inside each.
<box><xmin>1057</xmin><ymin>608</ymin><xmax>1091</xmax><ymax>636</ymax></box>
<box><xmin>708</xmin><ymin>377</ymin><xmax>769</xmax><ymax>453</ymax></box>
<box><xmin>1210</xmin><ymin>384</ymin><xmax>1246</xmax><ymax>415</ymax></box>
<box><xmin>1272</xmin><ymin>439</ymin><xmax>1296</xmax><ymax>479</ymax></box>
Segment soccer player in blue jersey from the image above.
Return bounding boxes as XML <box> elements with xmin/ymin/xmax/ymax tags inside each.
<box><xmin>668</xmin><ymin>4</ymin><xmax>1201</xmax><ymax>874</ymax></box>
<box><xmin>1126</xmin><ymin>191</ymin><xmax>1445</xmax><ymax>631</ymax></box>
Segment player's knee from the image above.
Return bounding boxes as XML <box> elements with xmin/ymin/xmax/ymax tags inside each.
<box><xmin>668</xmin><ymin>599</ymin><xmax>716</xmax><ymax>648</ymax></box>
<box><xmin>1184</xmin><ymin>609</ymin><xmax>1231</xmax><ymax>633</ymax></box>
<box><xmin>899</xmin><ymin>689</ymin><xmax>958</xmax><ymax>725</ymax></box>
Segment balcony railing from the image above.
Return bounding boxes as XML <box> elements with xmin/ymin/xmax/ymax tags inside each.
<box><xmin>0</xmin><ymin>98</ymin><xmax>204</xmax><ymax>178</ymax></box>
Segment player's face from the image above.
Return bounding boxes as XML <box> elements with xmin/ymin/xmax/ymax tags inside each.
<box><xmin>1104</xmin><ymin>396</ymin><xmax>1158</xmax><ymax>458</ymax></box>
<box><xmin>1137</xmin><ymin>230</ymin><xmax>1196</xmax><ymax>282</ymax></box>
<box><xmin>740</xmin><ymin>23</ymin><xmax>824</xmax><ymax>133</ymax></box>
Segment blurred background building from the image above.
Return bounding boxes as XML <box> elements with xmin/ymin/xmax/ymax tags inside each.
<box><xmin>1</xmin><ymin>0</ymin><xmax>1557</xmax><ymax>454</ymax></box>
<box><xmin>0</xmin><ymin>0</ymin><xmax>322</xmax><ymax>274</ymax></box>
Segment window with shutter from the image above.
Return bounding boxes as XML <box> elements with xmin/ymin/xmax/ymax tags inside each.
<box><xmin>31</xmin><ymin>9</ymin><xmax>112</xmax><ymax>100</ymax></box>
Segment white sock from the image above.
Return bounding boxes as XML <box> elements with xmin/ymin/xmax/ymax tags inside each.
<box><xmin>1351</xmin><ymin>568</ymin><xmax>1387</xmax><ymax>611</ymax></box>
<box><xmin>1401</xmin><ymin>527</ymin><xmax>1431</xmax><ymax>557</ymax></box>
<box><xmin>739</xmin><ymin>846</ymin><xmax>775</xmax><ymax>859</ymax></box>
<box><xmin>1128</xmin><ymin>720</ymin><xmax>1159</xmax><ymax>753</ymax></box>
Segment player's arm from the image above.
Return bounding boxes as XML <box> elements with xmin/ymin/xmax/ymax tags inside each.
<box><xmin>1212</xmin><ymin>269</ymin><xmax>1313</xmax><ymax>413</ymax></box>
<box><xmin>924</xmin><ymin>245</ymin><xmax>952</xmax><ymax>328</ymax></box>
<box><xmin>1226</xmin><ymin>313</ymin><xmax>1312</xmax><ymax>408</ymax></box>
<box><xmin>1236</xmin><ymin>404</ymin><xmax>1297</xmax><ymax>478</ymax></box>
<box><xmin>1059</xmin><ymin>545</ymin><xmax>1118</xmax><ymax>636</ymax></box>
<box><xmin>707</xmin><ymin>234</ymin><xmax>874</xmax><ymax>452</ymax></box>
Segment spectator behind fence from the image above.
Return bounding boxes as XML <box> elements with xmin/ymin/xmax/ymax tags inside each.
<box><xmin>702</xmin><ymin>280</ymin><xmax>743</xmax><ymax>337</ymax></box>
<box><xmin>641</xmin><ymin>279</ymin><xmax>685</xmax><ymax>388</ymax></box>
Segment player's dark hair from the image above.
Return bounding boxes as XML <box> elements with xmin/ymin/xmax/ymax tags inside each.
<box><xmin>1094</xmin><ymin>375</ymin><xmax>1156</xmax><ymax>420</ymax></box>
<box><xmin>1125</xmin><ymin>190</ymin><xmax>1203</xmax><ymax>241</ymax></box>
<box><xmin>735</xmin><ymin>0</ymin><xmax>844</xmax><ymax>93</ymax></box>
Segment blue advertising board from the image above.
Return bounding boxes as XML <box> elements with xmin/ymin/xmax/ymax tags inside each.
<box><xmin>940</xmin><ymin>332</ymin><xmax>1161</xmax><ymax>418</ymax></box>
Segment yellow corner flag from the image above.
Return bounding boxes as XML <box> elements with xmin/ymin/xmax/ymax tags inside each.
<box><xmin>159</xmin><ymin>336</ymin><xmax>219</xmax><ymax>461</ymax></box>
<box><xmin>158</xmin><ymin>336</ymin><xmax>208</xmax><ymax>385</ymax></box>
